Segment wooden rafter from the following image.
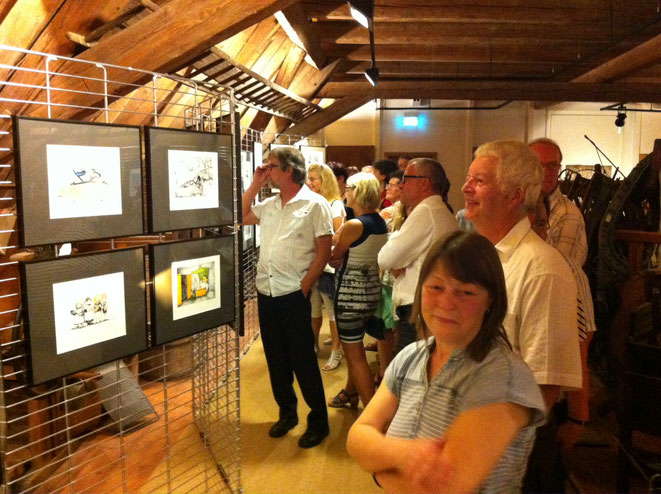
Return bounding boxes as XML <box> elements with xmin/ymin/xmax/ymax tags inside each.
<box><xmin>280</xmin><ymin>3</ymin><xmax>327</xmax><ymax>69</ymax></box>
<box><xmin>574</xmin><ymin>33</ymin><xmax>661</xmax><ymax>82</ymax></box>
<box><xmin>318</xmin><ymin>80</ymin><xmax>661</xmax><ymax>103</ymax></box>
<box><xmin>279</xmin><ymin>95</ymin><xmax>372</xmax><ymax>138</ymax></box>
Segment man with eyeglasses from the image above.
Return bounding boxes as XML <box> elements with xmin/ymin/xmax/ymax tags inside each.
<box><xmin>528</xmin><ymin>138</ymin><xmax>587</xmax><ymax>266</ymax></box>
<box><xmin>462</xmin><ymin>140</ymin><xmax>581</xmax><ymax>493</ymax></box>
<box><xmin>242</xmin><ymin>147</ymin><xmax>333</xmax><ymax>449</ymax></box>
<box><xmin>378</xmin><ymin>158</ymin><xmax>458</xmax><ymax>353</ymax></box>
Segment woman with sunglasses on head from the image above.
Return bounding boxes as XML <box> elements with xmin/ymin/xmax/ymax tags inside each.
<box><xmin>348</xmin><ymin>231</ymin><xmax>545</xmax><ymax>493</ymax></box>
<box><xmin>328</xmin><ymin>172</ymin><xmax>388</xmax><ymax>409</ymax></box>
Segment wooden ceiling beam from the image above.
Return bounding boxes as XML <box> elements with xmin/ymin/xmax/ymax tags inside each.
<box><xmin>232</xmin><ymin>17</ymin><xmax>281</xmax><ymax>68</ymax></box>
<box><xmin>341</xmin><ymin>61</ymin><xmax>557</xmax><ymax>78</ymax></box>
<box><xmin>317</xmin><ymin>80</ymin><xmax>661</xmax><ymax>103</ymax></box>
<box><xmin>0</xmin><ymin>0</ymin><xmax>65</xmax><ymax>82</ymax></box>
<box><xmin>9</xmin><ymin>0</ymin><xmax>299</xmax><ymax>121</ymax></box>
<box><xmin>304</xmin><ymin>3</ymin><xmax>629</xmax><ymax>23</ymax></box>
<box><xmin>288</xmin><ymin>59</ymin><xmax>340</xmax><ymax>99</ymax></box>
<box><xmin>279</xmin><ymin>95</ymin><xmax>372</xmax><ymax>138</ymax></box>
<box><xmin>316</xmin><ymin>21</ymin><xmax>611</xmax><ymax>44</ymax></box>
<box><xmin>280</xmin><ymin>3</ymin><xmax>327</xmax><ymax>69</ymax></box>
<box><xmin>325</xmin><ymin>43</ymin><xmax>599</xmax><ymax>64</ymax></box>
<box><xmin>573</xmin><ymin>33</ymin><xmax>661</xmax><ymax>82</ymax></box>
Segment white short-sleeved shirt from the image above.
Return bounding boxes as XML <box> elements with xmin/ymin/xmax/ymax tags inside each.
<box><xmin>496</xmin><ymin>218</ymin><xmax>582</xmax><ymax>390</ymax></box>
<box><xmin>252</xmin><ymin>184</ymin><xmax>333</xmax><ymax>297</ymax></box>
<box><xmin>378</xmin><ymin>195</ymin><xmax>458</xmax><ymax>307</ymax></box>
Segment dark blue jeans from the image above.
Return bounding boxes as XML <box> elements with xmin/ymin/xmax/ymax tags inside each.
<box><xmin>258</xmin><ymin>290</ymin><xmax>328</xmax><ymax>430</ymax></box>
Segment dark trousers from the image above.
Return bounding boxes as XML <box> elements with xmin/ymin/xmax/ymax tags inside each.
<box><xmin>257</xmin><ymin>290</ymin><xmax>328</xmax><ymax>430</ymax></box>
<box><xmin>522</xmin><ymin>403</ymin><xmax>565</xmax><ymax>493</ymax></box>
<box><xmin>395</xmin><ymin>304</ymin><xmax>416</xmax><ymax>354</ymax></box>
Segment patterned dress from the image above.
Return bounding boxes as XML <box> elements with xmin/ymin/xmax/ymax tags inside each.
<box><xmin>334</xmin><ymin>213</ymin><xmax>388</xmax><ymax>343</ymax></box>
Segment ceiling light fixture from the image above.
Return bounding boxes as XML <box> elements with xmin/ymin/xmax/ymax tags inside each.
<box><xmin>365</xmin><ymin>64</ymin><xmax>379</xmax><ymax>86</ymax></box>
<box><xmin>614</xmin><ymin>106</ymin><xmax>627</xmax><ymax>133</ymax></box>
<box><xmin>347</xmin><ymin>0</ymin><xmax>374</xmax><ymax>29</ymax></box>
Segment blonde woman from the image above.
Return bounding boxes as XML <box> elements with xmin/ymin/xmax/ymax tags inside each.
<box><xmin>307</xmin><ymin>163</ymin><xmax>345</xmax><ymax>370</ymax></box>
<box><xmin>329</xmin><ymin>172</ymin><xmax>388</xmax><ymax>408</ymax></box>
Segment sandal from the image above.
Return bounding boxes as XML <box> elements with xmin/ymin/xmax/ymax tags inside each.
<box><xmin>322</xmin><ymin>349</ymin><xmax>342</xmax><ymax>371</ymax></box>
<box><xmin>328</xmin><ymin>389</ymin><xmax>359</xmax><ymax>409</ymax></box>
<box><xmin>323</xmin><ymin>338</ymin><xmax>333</xmax><ymax>346</ymax></box>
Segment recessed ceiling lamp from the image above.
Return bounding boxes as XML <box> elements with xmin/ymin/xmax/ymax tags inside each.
<box><xmin>347</xmin><ymin>0</ymin><xmax>374</xmax><ymax>29</ymax></box>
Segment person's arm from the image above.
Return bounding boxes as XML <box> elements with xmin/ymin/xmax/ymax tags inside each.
<box><xmin>300</xmin><ymin>234</ymin><xmax>331</xmax><ymax>297</ymax></box>
<box><xmin>348</xmin><ymin>384</ymin><xmax>532</xmax><ymax>494</ymax></box>
<box><xmin>329</xmin><ymin>219</ymin><xmax>363</xmax><ymax>268</ymax></box>
<box><xmin>378</xmin><ymin>207</ymin><xmax>430</xmax><ymax>271</ymax></box>
<box><xmin>241</xmin><ymin>165</ymin><xmax>270</xmax><ymax>225</ymax></box>
<box><xmin>557</xmin><ymin>332</ymin><xmax>593</xmax><ymax>449</ymax></box>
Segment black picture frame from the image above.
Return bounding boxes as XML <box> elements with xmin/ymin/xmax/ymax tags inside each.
<box><xmin>145</xmin><ymin>127</ymin><xmax>233</xmax><ymax>233</ymax></box>
<box><xmin>13</xmin><ymin>116</ymin><xmax>144</xmax><ymax>247</ymax></box>
<box><xmin>20</xmin><ymin>247</ymin><xmax>148</xmax><ymax>386</ymax></box>
<box><xmin>150</xmin><ymin>236</ymin><xmax>235</xmax><ymax>346</ymax></box>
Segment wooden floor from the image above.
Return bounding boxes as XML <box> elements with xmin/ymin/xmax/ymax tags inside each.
<box><xmin>240</xmin><ymin>328</ymin><xmax>381</xmax><ymax>494</ymax></box>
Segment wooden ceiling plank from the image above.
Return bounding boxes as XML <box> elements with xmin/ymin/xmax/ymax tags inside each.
<box><xmin>217</xmin><ymin>23</ymin><xmax>259</xmax><ymax>59</ymax></box>
<box><xmin>573</xmin><ymin>33</ymin><xmax>661</xmax><ymax>82</ymax></box>
<box><xmin>250</xmin><ymin>31</ymin><xmax>290</xmax><ymax>79</ymax></box>
<box><xmin>13</xmin><ymin>0</ymin><xmax>300</xmax><ymax>122</ymax></box>
<box><xmin>317</xmin><ymin>80</ymin><xmax>661</xmax><ymax>103</ymax></box>
<box><xmin>234</xmin><ymin>17</ymin><xmax>281</xmax><ymax>67</ymax></box>
<box><xmin>280</xmin><ymin>3</ymin><xmax>327</xmax><ymax>69</ymax></box>
<box><xmin>280</xmin><ymin>95</ymin><xmax>372</xmax><ymax>138</ymax></box>
<box><xmin>287</xmin><ymin>59</ymin><xmax>339</xmax><ymax>99</ymax></box>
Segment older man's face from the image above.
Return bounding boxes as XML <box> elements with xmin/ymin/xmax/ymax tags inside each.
<box><xmin>462</xmin><ymin>156</ymin><xmax>508</xmax><ymax>228</ymax></box>
<box><xmin>529</xmin><ymin>142</ymin><xmax>561</xmax><ymax>196</ymax></box>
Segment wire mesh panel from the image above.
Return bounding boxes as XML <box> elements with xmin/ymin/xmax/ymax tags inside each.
<box><xmin>0</xmin><ymin>45</ymin><xmax>241</xmax><ymax>494</ymax></box>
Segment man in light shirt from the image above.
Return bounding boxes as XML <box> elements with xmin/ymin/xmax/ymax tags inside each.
<box><xmin>462</xmin><ymin>140</ymin><xmax>582</xmax><ymax>492</ymax></box>
<box><xmin>242</xmin><ymin>147</ymin><xmax>333</xmax><ymax>449</ymax></box>
<box><xmin>378</xmin><ymin>158</ymin><xmax>458</xmax><ymax>353</ymax></box>
<box><xmin>528</xmin><ymin>138</ymin><xmax>588</xmax><ymax>266</ymax></box>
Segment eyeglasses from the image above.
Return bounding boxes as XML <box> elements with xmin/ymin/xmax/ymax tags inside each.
<box><xmin>401</xmin><ymin>175</ymin><xmax>428</xmax><ymax>184</ymax></box>
<box><xmin>386</xmin><ymin>182</ymin><xmax>402</xmax><ymax>188</ymax></box>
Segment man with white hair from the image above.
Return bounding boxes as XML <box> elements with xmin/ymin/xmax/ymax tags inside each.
<box><xmin>462</xmin><ymin>140</ymin><xmax>582</xmax><ymax>493</ymax></box>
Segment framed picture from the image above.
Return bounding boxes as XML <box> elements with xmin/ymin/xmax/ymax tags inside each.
<box><xmin>13</xmin><ymin>116</ymin><xmax>144</xmax><ymax>247</ymax></box>
<box><xmin>20</xmin><ymin>247</ymin><xmax>147</xmax><ymax>386</ymax></box>
<box><xmin>300</xmin><ymin>145</ymin><xmax>326</xmax><ymax>168</ymax></box>
<box><xmin>241</xmin><ymin>150</ymin><xmax>255</xmax><ymax>251</ymax></box>
<box><xmin>150</xmin><ymin>236</ymin><xmax>235</xmax><ymax>345</ymax></box>
<box><xmin>145</xmin><ymin>127</ymin><xmax>233</xmax><ymax>233</ymax></box>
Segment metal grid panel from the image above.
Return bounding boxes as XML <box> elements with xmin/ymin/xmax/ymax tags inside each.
<box><xmin>0</xmin><ymin>44</ymin><xmax>241</xmax><ymax>494</ymax></box>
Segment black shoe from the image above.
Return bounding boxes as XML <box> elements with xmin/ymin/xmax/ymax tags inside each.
<box><xmin>268</xmin><ymin>416</ymin><xmax>298</xmax><ymax>438</ymax></box>
<box><xmin>298</xmin><ymin>426</ymin><xmax>329</xmax><ymax>448</ymax></box>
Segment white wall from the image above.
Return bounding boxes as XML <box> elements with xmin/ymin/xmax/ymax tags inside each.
<box><xmin>321</xmin><ymin>99</ymin><xmax>378</xmax><ymax>146</ymax></box>
<box><xmin>320</xmin><ymin>99</ymin><xmax>661</xmax><ymax>207</ymax></box>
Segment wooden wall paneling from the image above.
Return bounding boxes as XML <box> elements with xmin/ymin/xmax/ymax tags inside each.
<box><xmin>327</xmin><ymin>145</ymin><xmax>375</xmax><ymax>169</ymax></box>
